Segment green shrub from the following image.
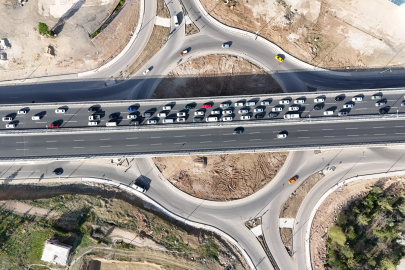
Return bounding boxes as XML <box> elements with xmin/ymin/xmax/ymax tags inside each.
<box><xmin>38</xmin><ymin>23</ymin><xmax>48</xmax><ymax>35</ymax></box>
<box><xmin>328</xmin><ymin>226</ymin><xmax>346</xmax><ymax>246</ymax></box>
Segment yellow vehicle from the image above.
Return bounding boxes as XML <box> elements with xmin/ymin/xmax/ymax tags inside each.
<box><xmin>275</xmin><ymin>55</ymin><xmax>284</xmax><ymax>63</ymax></box>
<box><xmin>288</xmin><ymin>176</ymin><xmax>298</xmax><ymax>184</ymax></box>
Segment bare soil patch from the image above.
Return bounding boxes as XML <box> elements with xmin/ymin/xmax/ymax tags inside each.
<box><xmin>153</xmin><ymin>152</ymin><xmax>288</xmax><ymax>201</ymax></box>
<box><xmin>280</xmin><ymin>171</ymin><xmax>324</xmax><ymax>218</ymax></box>
<box><xmin>310</xmin><ymin>175</ymin><xmax>405</xmax><ymax>270</ymax></box>
<box><xmin>89</xmin><ymin>258</ymin><xmax>162</xmax><ymax>270</ymax></box>
<box><xmin>200</xmin><ymin>0</ymin><xmax>405</xmax><ymax>69</ymax></box>
<box><xmin>152</xmin><ymin>54</ymin><xmax>282</xmax><ymax>99</ymax></box>
<box><xmin>279</xmin><ymin>228</ymin><xmax>292</xmax><ymax>254</ymax></box>
<box><xmin>157</xmin><ymin>0</ymin><xmax>169</xmax><ymax>18</ymax></box>
<box><xmin>0</xmin><ymin>0</ymin><xmax>140</xmax><ymax>81</ymax></box>
<box><xmin>186</xmin><ymin>22</ymin><xmax>199</xmax><ymax>36</ymax></box>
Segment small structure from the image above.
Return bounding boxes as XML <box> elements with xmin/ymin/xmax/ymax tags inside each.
<box><xmin>0</xmin><ymin>53</ymin><xmax>6</xmax><ymax>60</ymax></box>
<box><xmin>41</xmin><ymin>240</ymin><xmax>72</xmax><ymax>266</ymax></box>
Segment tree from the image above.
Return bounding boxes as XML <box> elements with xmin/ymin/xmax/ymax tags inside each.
<box><xmin>328</xmin><ymin>225</ymin><xmax>347</xmax><ymax>246</ymax></box>
<box><xmin>357</xmin><ymin>214</ymin><xmax>370</xmax><ymax>225</ymax></box>
<box><xmin>379</xmin><ymin>257</ymin><xmax>396</xmax><ymax>270</ymax></box>
<box><xmin>38</xmin><ymin>22</ymin><xmax>48</xmax><ymax>35</ymax></box>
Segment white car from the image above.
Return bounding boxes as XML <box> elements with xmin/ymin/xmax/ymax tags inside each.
<box><xmin>294</xmin><ymin>99</ymin><xmax>304</xmax><ymax>104</ymax></box>
<box><xmin>163</xmin><ymin>106</ymin><xmax>172</xmax><ymax>110</ymax></box>
<box><xmin>314</xmin><ymin>98</ymin><xmax>325</xmax><ymax>103</ymax></box>
<box><xmin>272</xmin><ymin>107</ymin><xmax>283</xmax><ymax>112</ymax></box>
<box><xmin>352</xmin><ymin>97</ymin><xmax>363</xmax><ymax>101</ymax></box>
<box><xmin>238</xmin><ymin>109</ymin><xmax>248</xmax><ymax>114</ymax></box>
<box><xmin>279</xmin><ymin>100</ymin><xmax>290</xmax><ymax>105</ymax></box>
<box><xmin>343</xmin><ymin>103</ymin><xmax>354</xmax><ymax>108</ymax></box>
<box><xmin>235</xmin><ymin>102</ymin><xmax>245</xmax><ymax>107</ymax></box>
<box><xmin>176</xmin><ymin>118</ymin><xmax>186</xmax><ymax>122</ymax></box>
<box><xmin>55</xmin><ymin>109</ymin><xmax>65</xmax><ymax>114</ymax></box>
<box><xmin>177</xmin><ymin>112</ymin><xmax>186</xmax><ymax>117</ymax></box>
<box><xmin>222</xmin><ymin>110</ymin><xmax>232</xmax><ymax>115</ymax></box>
<box><xmin>220</xmin><ymin>103</ymin><xmax>230</xmax><ymax>108</ymax></box>
<box><xmin>127</xmin><ymin>114</ymin><xmax>137</xmax><ymax>119</ymax></box>
<box><xmin>223</xmin><ymin>116</ymin><xmax>233</xmax><ymax>121</ymax></box>
<box><xmin>211</xmin><ymin>110</ymin><xmax>221</xmax><ymax>115</ymax></box>
<box><xmin>5</xmin><ymin>124</ymin><xmax>15</xmax><ymax>128</ymax></box>
<box><xmin>240</xmin><ymin>115</ymin><xmax>251</xmax><ymax>120</ymax></box>
<box><xmin>375</xmin><ymin>101</ymin><xmax>386</xmax><ymax>107</ymax></box>
<box><xmin>401</xmin><ymin>101</ymin><xmax>405</xmax><ymax>106</ymax></box>
<box><xmin>277</xmin><ymin>133</ymin><xmax>287</xmax><ymax>139</ymax></box>
<box><xmin>254</xmin><ymin>108</ymin><xmax>264</xmax><ymax>113</ymax></box>
<box><xmin>194</xmin><ymin>111</ymin><xmax>204</xmax><ymax>116</ymax></box>
<box><xmin>289</xmin><ymin>106</ymin><xmax>299</xmax><ymax>111</ymax></box>
<box><xmin>261</xmin><ymin>101</ymin><xmax>270</xmax><ymax>106</ymax></box>
<box><xmin>17</xmin><ymin>110</ymin><xmax>27</xmax><ymax>114</ymax></box>
<box><xmin>157</xmin><ymin>113</ymin><xmax>167</xmax><ymax>117</ymax></box>
<box><xmin>143</xmin><ymin>69</ymin><xmax>150</xmax><ymax>75</ymax></box>
<box><xmin>132</xmin><ymin>184</ymin><xmax>146</xmax><ymax>193</ymax></box>
<box><xmin>88</xmin><ymin>121</ymin><xmax>98</xmax><ymax>126</ymax></box>
<box><xmin>147</xmin><ymin>120</ymin><xmax>157</xmax><ymax>124</ymax></box>
<box><xmin>2</xmin><ymin>117</ymin><xmax>12</xmax><ymax>122</ymax></box>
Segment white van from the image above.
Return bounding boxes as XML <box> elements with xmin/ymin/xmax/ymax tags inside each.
<box><xmin>323</xmin><ymin>110</ymin><xmax>334</xmax><ymax>115</ymax></box>
<box><xmin>206</xmin><ymin>117</ymin><xmax>218</xmax><ymax>122</ymax></box>
<box><xmin>163</xmin><ymin>118</ymin><xmax>174</xmax><ymax>124</ymax></box>
<box><xmin>173</xmin><ymin>15</ymin><xmax>179</xmax><ymax>27</ymax></box>
<box><xmin>106</xmin><ymin>121</ymin><xmax>117</xmax><ymax>126</ymax></box>
<box><xmin>284</xmin><ymin>113</ymin><xmax>300</xmax><ymax>119</ymax></box>
<box><xmin>32</xmin><ymin>116</ymin><xmax>41</xmax><ymax>120</ymax></box>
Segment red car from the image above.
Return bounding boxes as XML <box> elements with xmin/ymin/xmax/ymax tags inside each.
<box><xmin>202</xmin><ymin>103</ymin><xmax>212</xmax><ymax>109</ymax></box>
<box><xmin>180</xmin><ymin>49</ymin><xmax>188</xmax><ymax>56</ymax></box>
<box><xmin>50</xmin><ymin>123</ymin><xmax>59</xmax><ymax>129</ymax></box>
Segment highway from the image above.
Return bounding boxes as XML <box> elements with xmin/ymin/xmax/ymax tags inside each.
<box><xmin>1</xmin><ymin>89</ymin><xmax>405</xmax><ymax>130</ymax></box>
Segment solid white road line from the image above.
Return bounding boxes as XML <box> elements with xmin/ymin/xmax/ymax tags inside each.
<box><xmin>126</xmin><ymin>145</ymin><xmax>139</xmax><ymax>147</ymax></box>
<box><xmin>322</xmin><ymin>129</ymin><xmax>333</xmax><ymax>130</ymax></box>
<box><xmin>126</xmin><ymin>137</ymin><xmax>138</xmax><ymax>139</ymax></box>
<box><xmin>346</xmin><ymin>128</ymin><xmax>358</xmax><ymax>129</ymax></box>
<box><xmin>74</xmin><ymin>140</ymin><xmax>84</xmax><ymax>141</ymax></box>
<box><xmin>200</xmin><ymin>134</ymin><xmax>211</xmax><ymax>136</ymax></box>
<box><xmin>223</xmin><ymin>140</ymin><xmax>236</xmax><ymax>142</ymax></box>
<box><xmin>347</xmin><ymin>135</ymin><xmax>359</xmax><ymax>136</ymax></box>
<box><xmin>374</xmin><ymin>134</ymin><xmax>386</xmax><ymax>135</ymax></box>
<box><xmin>100</xmin><ymin>138</ymin><xmax>110</xmax><ymax>140</ymax></box>
<box><xmin>297</xmin><ymin>130</ymin><xmax>308</xmax><ymax>132</ymax></box>
<box><xmin>46</xmin><ymin>141</ymin><xmax>57</xmax><ymax>142</ymax></box>
<box><xmin>16</xmin><ymin>149</ymin><xmax>28</xmax><ymax>150</ymax></box>
<box><xmin>73</xmin><ymin>147</ymin><xmax>84</xmax><ymax>148</ymax></box>
<box><xmin>47</xmin><ymin>148</ymin><xmax>57</xmax><ymax>149</ymax></box>
<box><xmin>373</xmin><ymin>127</ymin><xmax>384</xmax><ymax>128</ymax></box>
<box><xmin>175</xmin><ymin>135</ymin><xmax>186</xmax><ymax>137</ymax></box>
<box><xmin>151</xmin><ymin>143</ymin><xmax>162</xmax><ymax>145</ymax></box>
<box><xmin>100</xmin><ymin>146</ymin><xmax>111</xmax><ymax>147</ymax></box>
<box><xmin>151</xmin><ymin>136</ymin><xmax>161</xmax><ymax>138</ymax></box>
<box><xmin>250</xmin><ymin>139</ymin><xmax>261</xmax><ymax>141</ymax></box>
<box><xmin>200</xmin><ymin>141</ymin><xmax>212</xmax><ymax>143</ymax></box>
<box><xmin>298</xmin><ymin>137</ymin><xmax>310</xmax><ymax>139</ymax></box>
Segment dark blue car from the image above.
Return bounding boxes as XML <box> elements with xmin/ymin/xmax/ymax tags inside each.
<box><xmin>127</xmin><ymin>106</ymin><xmax>137</xmax><ymax>112</ymax></box>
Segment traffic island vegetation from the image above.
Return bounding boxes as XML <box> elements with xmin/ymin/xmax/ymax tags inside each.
<box><xmin>90</xmin><ymin>0</ymin><xmax>126</xmax><ymax>39</ymax></box>
<box><xmin>327</xmin><ymin>187</ymin><xmax>405</xmax><ymax>270</ymax></box>
<box><xmin>38</xmin><ymin>22</ymin><xmax>55</xmax><ymax>37</ymax></box>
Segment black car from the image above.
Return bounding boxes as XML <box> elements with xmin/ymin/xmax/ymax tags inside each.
<box><xmin>314</xmin><ymin>104</ymin><xmax>323</xmax><ymax>110</ymax></box>
<box><xmin>52</xmin><ymin>168</ymin><xmax>63</xmax><ymax>175</ymax></box>
<box><xmin>88</xmin><ymin>107</ymin><xmax>99</xmax><ymax>112</ymax></box>
<box><xmin>335</xmin><ymin>96</ymin><xmax>344</xmax><ymax>102</ymax></box>
<box><xmin>109</xmin><ymin>113</ymin><xmax>118</xmax><ymax>119</ymax></box>
<box><xmin>379</xmin><ymin>108</ymin><xmax>388</xmax><ymax>114</ymax></box>
<box><xmin>255</xmin><ymin>114</ymin><xmax>264</xmax><ymax>119</ymax></box>
<box><xmin>233</xmin><ymin>127</ymin><xmax>243</xmax><ymax>135</ymax></box>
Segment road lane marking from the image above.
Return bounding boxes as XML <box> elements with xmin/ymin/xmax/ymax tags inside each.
<box><xmin>174</xmin><ymin>142</ymin><xmax>186</xmax><ymax>144</ymax></box>
<box><xmin>151</xmin><ymin>136</ymin><xmax>161</xmax><ymax>138</ymax></box>
<box><xmin>36</xmin><ymin>122</ymin><xmax>47</xmax><ymax>123</ymax></box>
<box><xmin>47</xmin><ymin>148</ymin><xmax>57</xmax><ymax>149</ymax></box>
<box><xmin>223</xmin><ymin>140</ymin><xmax>236</xmax><ymax>142</ymax></box>
<box><xmin>175</xmin><ymin>135</ymin><xmax>186</xmax><ymax>137</ymax></box>
<box><xmin>250</xmin><ymin>139</ymin><xmax>261</xmax><ymax>141</ymax></box>
<box><xmin>297</xmin><ymin>130</ymin><xmax>308</xmax><ymax>132</ymax></box>
<box><xmin>200</xmin><ymin>134</ymin><xmax>211</xmax><ymax>136</ymax></box>
<box><xmin>126</xmin><ymin>144</ymin><xmax>139</xmax><ymax>147</ymax></box>
<box><xmin>324</xmin><ymin>136</ymin><xmax>335</xmax><ymax>137</ymax></box>
<box><xmin>46</xmin><ymin>141</ymin><xmax>57</xmax><ymax>142</ymax></box>
<box><xmin>373</xmin><ymin>127</ymin><xmax>384</xmax><ymax>128</ymax></box>
<box><xmin>395</xmin><ymin>133</ymin><xmax>405</xmax><ymax>135</ymax></box>
<box><xmin>100</xmin><ymin>146</ymin><xmax>111</xmax><ymax>147</ymax></box>
<box><xmin>74</xmin><ymin>140</ymin><xmax>84</xmax><ymax>141</ymax></box>
<box><xmin>16</xmin><ymin>142</ymin><xmax>25</xmax><ymax>143</ymax></box>
<box><xmin>374</xmin><ymin>134</ymin><xmax>386</xmax><ymax>135</ymax></box>
<box><xmin>100</xmin><ymin>138</ymin><xmax>110</xmax><ymax>140</ymax></box>
<box><xmin>73</xmin><ymin>147</ymin><xmax>84</xmax><ymax>149</ymax></box>
<box><xmin>126</xmin><ymin>137</ymin><xmax>138</xmax><ymax>139</ymax></box>
<box><xmin>16</xmin><ymin>149</ymin><xmax>28</xmax><ymax>150</ymax></box>
<box><xmin>322</xmin><ymin>129</ymin><xmax>333</xmax><ymax>130</ymax></box>
<box><xmin>223</xmin><ymin>133</ymin><xmax>233</xmax><ymax>135</ymax></box>
<box><xmin>347</xmin><ymin>135</ymin><xmax>359</xmax><ymax>136</ymax></box>
<box><xmin>200</xmin><ymin>141</ymin><xmax>212</xmax><ymax>143</ymax></box>
<box><xmin>346</xmin><ymin>128</ymin><xmax>358</xmax><ymax>129</ymax></box>
<box><xmin>151</xmin><ymin>143</ymin><xmax>162</xmax><ymax>145</ymax></box>
<box><xmin>298</xmin><ymin>137</ymin><xmax>310</xmax><ymax>139</ymax></box>
<box><xmin>66</xmin><ymin>121</ymin><xmax>77</xmax><ymax>122</ymax></box>
<box><xmin>355</xmin><ymin>108</ymin><xmax>367</xmax><ymax>110</ymax></box>
<box><xmin>249</xmin><ymin>132</ymin><xmax>260</xmax><ymax>134</ymax></box>
<box><xmin>396</xmin><ymin>126</ymin><xmax>404</xmax><ymax>128</ymax></box>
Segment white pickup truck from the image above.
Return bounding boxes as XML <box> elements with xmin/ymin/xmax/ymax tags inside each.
<box><xmin>132</xmin><ymin>184</ymin><xmax>146</xmax><ymax>193</ymax></box>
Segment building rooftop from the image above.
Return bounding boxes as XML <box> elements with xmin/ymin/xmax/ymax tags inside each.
<box><xmin>41</xmin><ymin>240</ymin><xmax>72</xmax><ymax>266</ymax></box>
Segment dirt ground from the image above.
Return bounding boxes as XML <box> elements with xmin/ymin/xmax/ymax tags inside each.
<box><xmin>89</xmin><ymin>258</ymin><xmax>162</xmax><ymax>270</ymax></box>
<box><xmin>153</xmin><ymin>152</ymin><xmax>288</xmax><ymax>201</ymax></box>
<box><xmin>201</xmin><ymin>0</ymin><xmax>405</xmax><ymax>70</ymax></box>
<box><xmin>279</xmin><ymin>228</ymin><xmax>292</xmax><ymax>254</ymax></box>
<box><xmin>279</xmin><ymin>171</ymin><xmax>324</xmax><ymax>218</ymax></box>
<box><xmin>152</xmin><ymin>54</ymin><xmax>283</xmax><ymax>99</ymax></box>
<box><xmin>310</xmin><ymin>175</ymin><xmax>405</xmax><ymax>270</ymax></box>
<box><xmin>0</xmin><ymin>0</ymin><xmax>139</xmax><ymax>81</ymax></box>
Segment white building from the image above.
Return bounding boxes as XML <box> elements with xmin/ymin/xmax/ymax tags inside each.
<box><xmin>41</xmin><ymin>240</ymin><xmax>72</xmax><ymax>266</ymax></box>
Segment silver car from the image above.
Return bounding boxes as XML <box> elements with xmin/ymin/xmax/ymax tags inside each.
<box><xmin>222</xmin><ymin>110</ymin><xmax>232</xmax><ymax>115</ymax></box>
<box><xmin>254</xmin><ymin>108</ymin><xmax>264</xmax><ymax>113</ymax></box>
<box><xmin>211</xmin><ymin>110</ymin><xmax>221</xmax><ymax>115</ymax></box>
<box><xmin>194</xmin><ymin>111</ymin><xmax>204</xmax><ymax>116</ymax></box>
<box><xmin>238</xmin><ymin>109</ymin><xmax>248</xmax><ymax>114</ymax></box>
<box><xmin>277</xmin><ymin>133</ymin><xmax>287</xmax><ymax>139</ymax></box>
<box><xmin>294</xmin><ymin>99</ymin><xmax>305</xmax><ymax>104</ymax></box>
<box><xmin>375</xmin><ymin>101</ymin><xmax>386</xmax><ymax>107</ymax></box>
<box><xmin>2</xmin><ymin>117</ymin><xmax>12</xmax><ymax>122</ymax></box>
<box><xmin>223</xmin><ymin>116</ymin><xmax>233</xmax><ymax>121</ymax></box>
<box><xmin>261</xmin><ymin>101</ymin><xmax>270</xmax><ymax>106</ymax></box>
<box><xmin>240</xmin><ymin>115</ymin><xmax>251</xmax><ymax>120</ymax></box>
<box><xmin>220</xmin><ymin>103</ymin><xmax>230</xmax><ymax>108</ymax></box>
<box><xmin>343</xmin><ymin>103</ymin><xmax>354</xmax><ymax>108</ymax></box>
<box><xmin>177</xmin><ymin>112</ymin><xmax>186</xmax><ymax>117</ymax></box>
<box><xmin>55</xmin><ymin>109</ymin><xmax>65</xmax><ymax>113</ymax></box>
<box><xmin>289</xmin><ymin>105</ymin><xmax>299</xmax><ymax>111</ymax></box>
<box><xmin>279</xmin><ymin>100</ymin><xmax>290</xmax><ymax>105</ymax></box>
<box><xmin>272</xmin><ymin>107</ymin><xmax>283</xmax><ymax>112</ymax></box>
<box><xmin>235</xmin><ymin>102</ymin><xmax>245</xmax><ymax>107</ymax></box>
<box><xmin>147</xmin><ymin>120</ymin><xmax>157</xmax><ymax>124</ymax></box>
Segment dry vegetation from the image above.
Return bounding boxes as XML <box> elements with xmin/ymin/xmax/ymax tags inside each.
<box><xmin>153</xmin><ymin>152</ymin><xmax>288</xmax><ymax>201</ymax></box>
<box><xmin>152</xmin><ymin>54</ymin><xmax>282</xmax><ymax>99</ymax></box>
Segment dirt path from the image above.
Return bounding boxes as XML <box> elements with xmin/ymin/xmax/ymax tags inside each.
<box><xmin>89</xmin><ymin>258</ymin><xmax>162</xmax><ymax>270</ymax></box>
<box><xmin>310</xmin><ymin>175</ymin><xmax>405</xmax><ymax>269</ymax></box>
<box><xmin>0</xmin><ymin>200</ymin><xmax>59</xmax><ymax>218</ymax></box>
<box><xmin>154</xmin><ymin>152</ymin><xmax>288</xmax><ymax>201</ymax></box>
